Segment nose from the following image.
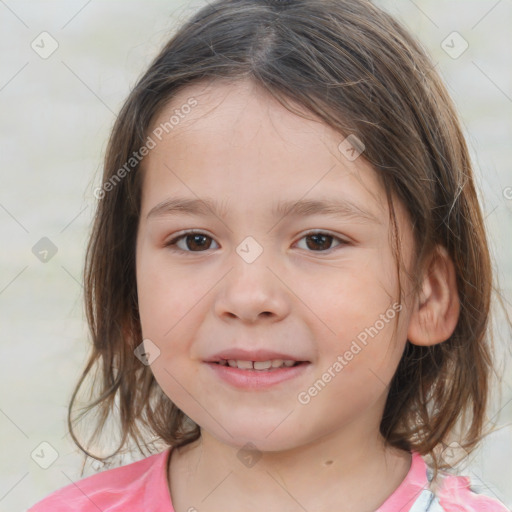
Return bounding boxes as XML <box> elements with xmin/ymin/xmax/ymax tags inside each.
<box><xmin>213</xmin><ymin>245</ymin><xmax>290</xmax><ymax>324</ymax></box>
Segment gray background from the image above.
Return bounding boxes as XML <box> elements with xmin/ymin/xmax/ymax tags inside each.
<box><xmin>0</xmin><ymin>1</ymin><xmax>511</xmax><ymax>511</ymax></box>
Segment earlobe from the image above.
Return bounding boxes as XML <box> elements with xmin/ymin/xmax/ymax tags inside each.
<box><xmin>407</xmin><ymin>245</ymin><xmax>460</xmax><ymax>346</ymax></box>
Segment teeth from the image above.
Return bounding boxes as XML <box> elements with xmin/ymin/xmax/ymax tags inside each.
<box><xmin>222</xmin><ymin>359</ymin><xmax>298</xmax><ymax>370</ymax></box>
<box><xmin>254</xmin><ymin>360</ymin><xmax>272</xmax><ymax>370</ymax></box>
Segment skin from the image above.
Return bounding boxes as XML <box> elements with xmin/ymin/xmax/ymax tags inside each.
<box><xmin>135</xmin><ymin>79</ymin><xmax>460</xmax><ymax>512</ymax></box>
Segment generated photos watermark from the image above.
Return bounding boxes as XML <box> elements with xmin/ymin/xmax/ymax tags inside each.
<box><xmin>94</xmin><ymin>97</ymin><xmax>198</xmax><ymax>199</ymax></box>
<box><xmin>297</xmin><ymin>302</ymin><xmax>402</xmax><ymax>405</ymax></box>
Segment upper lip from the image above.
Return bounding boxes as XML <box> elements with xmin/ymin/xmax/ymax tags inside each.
<box><xmin>206</xmin><ymin>348</ymin><xmax>309</xmax><ymax>363</ymax></box>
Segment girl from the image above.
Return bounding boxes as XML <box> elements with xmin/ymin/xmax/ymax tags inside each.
<box><xmin>28</xmin><ymin>0</ymin><xmax>509</xmax><ymax>511</ymax></box>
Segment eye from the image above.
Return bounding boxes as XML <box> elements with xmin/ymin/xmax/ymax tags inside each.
<box><xmin>295</xmin><ymin>231</ymin><xmax>346</xmax><ymax>252</ymax></box>
<box><xmin>164</xmin><ymin>230</ymin><xmax>347</xmax><ymax>253</ymax></box>
<box><xmin>165</xmin><ymin>231</ymin><xmax>219</xmax><ymax>252</ymax></box>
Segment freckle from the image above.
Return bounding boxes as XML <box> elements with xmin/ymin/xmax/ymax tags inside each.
<box><xmin>324</xmin><ymin>460</ymin><xmax>334</xmax><ymax>466</ymax></box>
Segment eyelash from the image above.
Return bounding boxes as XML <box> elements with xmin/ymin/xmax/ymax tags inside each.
<box><xmin>164</xmin><ymin>230</ymin><xmax>348</xmax><ymax>254</ymax></box>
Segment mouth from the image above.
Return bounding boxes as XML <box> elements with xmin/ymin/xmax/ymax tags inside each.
<box><xmin>211</xmin><ymin>359</ymin><xmax>308</xmax><ymax>370</ymax></box>
<box><xmin>205</xmin><ymin>359</ymin><xmax>311</xmax><ymax>389</ymax></box>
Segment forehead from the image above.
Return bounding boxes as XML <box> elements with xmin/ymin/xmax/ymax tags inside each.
<box><xmin>149</xmin><ymin>78</ymin><xmax>334</xmax><ymax>147</ymax></box>
<box><xmin>141</xmin><ymin>78</ymin><xmax>388</xmax><ymax>218</ymax></box>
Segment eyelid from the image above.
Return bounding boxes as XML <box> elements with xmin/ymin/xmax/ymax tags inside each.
<box><xmin>298</xmin><ymin>229</ymin><xmax>349</xmax><ymax>243</ymax></box>
<box><xmin>294</xmin><ymin>229</ymin><xmax>349</xmax><ymax>252</ymax></box>
<box><xmin>164</xmin><ymin>229</ymin><xmax>350</xmax><ymax>253</ymax></box>
<box><xmin>164</xmin><ymin>230</ymin><xmax>217</xmax><ymax>250</ymax></box>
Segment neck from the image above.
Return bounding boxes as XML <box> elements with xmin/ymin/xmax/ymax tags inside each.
<box><xmin>169</xmin><ymin>425</ymin><xmax>411</xmax><ymax>512</ymax></box>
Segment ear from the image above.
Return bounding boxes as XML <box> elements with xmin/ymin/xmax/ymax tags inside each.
<box><xmin>407</xmin><ymin>245</ymin><xmax>460</xmax><ymax>346</ymax></box>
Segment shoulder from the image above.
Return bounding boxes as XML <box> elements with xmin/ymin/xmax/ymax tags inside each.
<box><xmin>429</xmin><ymin>472</ymin><xmax>509</xmax><ymax>512</ymax></box>
<box><xmin>27</xmin><ymin>448</ymin><xmax>173</xmax><ymax>512</ymax></box>
<box><xmin>402</xmin><ymin>453</ymin><xmax>509</xmax><ymax>512</ymax></box>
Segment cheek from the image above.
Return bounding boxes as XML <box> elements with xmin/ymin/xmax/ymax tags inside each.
<box><xmin>136</xmin><ymin>255</ymin><xmax>202</xmax><ymax>408</ymax></box>
<box><xmin>312</xmin><ymin>252</ymin><xmax>406</xmax><ymax>376</ymax></box>
<box><xmin>318</xmin><ymin>252</ymin><xmax>400</xmax><ymax>332</ymax></box>
<box><xmin>136</xmin><ymin>249</ymin><xmax>203</xmax><ymax>338</ymax></box>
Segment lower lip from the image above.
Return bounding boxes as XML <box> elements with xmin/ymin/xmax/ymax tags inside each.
<box><xmin>205</xmin><ymin>362</ymin><xmax>311</xmax><ymax>390</ymax></box>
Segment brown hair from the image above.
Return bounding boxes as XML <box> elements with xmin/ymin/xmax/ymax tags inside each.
<box><xmin>69</xmin><ymin>0</ymin><xmax>500</xmax><ymax>477</ymax></box>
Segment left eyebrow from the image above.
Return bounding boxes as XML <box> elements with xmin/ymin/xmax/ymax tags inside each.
<box><xmin>146</xmin><ymin>196</ymin><xmax>381</xmax><ymax>224</ymax></box>
<box><xmin>273</xmin><ymin>198</ymin><xmax>381</xmax><ymax>224</ymax></box>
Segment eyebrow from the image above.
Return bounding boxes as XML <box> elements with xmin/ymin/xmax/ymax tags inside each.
<box><xmin>146</xmin><ymin>196</ymin><xmax>380</xmax><ymax>224</ymax></box>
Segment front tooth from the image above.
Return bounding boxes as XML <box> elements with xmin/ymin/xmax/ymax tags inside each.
<box><xmin>254</xmin><ymin>360</ymin><xmax>273</xmax><ymax>370</ymax></box>
<box><xmin>237</xmin><ymin>360</ymin><xmax>253</xmax><ymax>369</ymax></box>
<box><xmin>283</xmin><ymin>360</ymin><xmax>295</xmax><ymax>367</ymax></box>
<box><xmin>227</xmin><ymin>360</ymin><xmax>238</xmax><ymax>368</ymax></box>
<box><xmin>271</xmin><ymin>359</ymin><xmax>284</xmax><ymax>368</ymax></box>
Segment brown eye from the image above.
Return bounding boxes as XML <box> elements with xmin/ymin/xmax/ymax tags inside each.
<box><xmin>296</xmin><ymin>232</ymin><xmax>345</xmax><ymax>252</ymax></box>
<box><xmin>166</xmin><ymin>232</ymin><xmax>218</xmax><ymax>252</ymax></box>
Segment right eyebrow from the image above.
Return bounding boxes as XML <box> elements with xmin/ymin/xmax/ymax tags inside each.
<box><xmin>146</xmin><ymin>197</ymin><xmax>228</xmax><ymax>220</ymax></box>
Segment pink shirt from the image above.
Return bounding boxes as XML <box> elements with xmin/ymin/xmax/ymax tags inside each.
<box><xmin>27</xmin><ymin>448</ymin><xmax>508</xmax><ymax>511</ymax></box>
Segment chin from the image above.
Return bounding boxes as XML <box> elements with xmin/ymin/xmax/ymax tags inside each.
<box><xmin>203</xmin><ymin>418</ymin><xmax>308</xmax><ymax>453</ymax></box>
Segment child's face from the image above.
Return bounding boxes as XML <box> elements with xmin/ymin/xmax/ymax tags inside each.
<box><xmin>135</xmin><ymin>79</ymin><xmax>416</xmax><ymax>451</ymax></box>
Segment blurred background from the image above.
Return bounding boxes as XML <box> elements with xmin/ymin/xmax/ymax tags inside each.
<box><xmin>0</xmin><ymin>1</ymin><xmax>511</xmax><ymax>510</ymax></box>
